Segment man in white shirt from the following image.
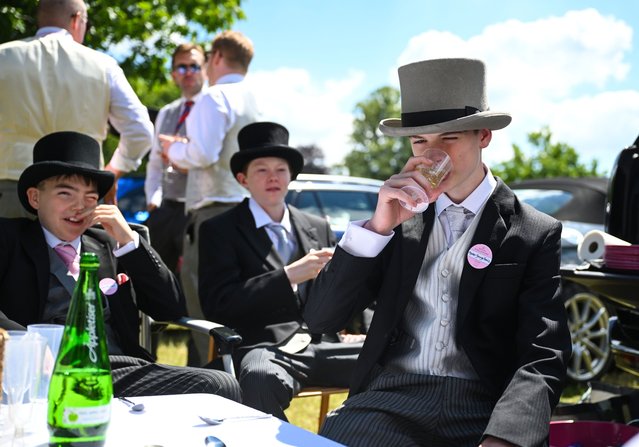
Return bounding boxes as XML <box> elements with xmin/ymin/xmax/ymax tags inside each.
<box><xmin>159</xmin><ymin>31</ymin><xmax>259</xmax><ymax>364</ymax></box>
<box><xmin>144</xmin><ymin>43</ymin><xmax>206</xmax><ymax>275</ymax></box>
<box><xmin>0</xmin><ymin>0</ymin><xmax>153</xmax><ymax>218</ymax></box>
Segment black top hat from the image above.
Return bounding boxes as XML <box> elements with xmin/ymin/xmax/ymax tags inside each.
<box><xmin>18</xmin><ymin>131</ymin><xmax>115</xmax><ymax>214</ymax></box>
<box><xmin>230</xmin><ymin>122</ymin><xmax>304</xmax><ymax>179</ymax></box>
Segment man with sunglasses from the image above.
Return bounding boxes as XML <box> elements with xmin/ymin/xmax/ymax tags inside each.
<box><xmin>159</xmin><ymin>31</ymin><xmax>259</xmax><ymax>364</ymax></box>
<box><xmin>0</xmin><ymin>0</ymin><xmax>153</xmax><ymax>218</ymax></box>
<box><xmin>144</xmin><ymin>43</ymin><xmax>206</xmax><ymax>276</ymax></box>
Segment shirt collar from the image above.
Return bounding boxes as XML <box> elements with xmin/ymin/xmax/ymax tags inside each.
<box><xmin>36</xmin><ymin>27</ymin><xmax>73</xmax><ymax>40</ymax></box>
<box><xmin>435</xmin><ymin>165</ymin><xmax>497</xmax><ymax>217</ymax></box>
<box><xmin>248</xmin><ymin>198</ymin><xmax>292</xmax><ymax>233</ymax></box>
<box><xmin>42</xmin><ymin>226</ymin><xmax>81</xmax><ymax>253</ymax></box>
<box><xmin>216</xmin><ymin>73</ymin><xmax>245</xmax><ymax>85</ymax></box>
<box><xmin>182</xmin><ymin>91</ymin><xmax>202</xmax><ymax>103</ymax></box>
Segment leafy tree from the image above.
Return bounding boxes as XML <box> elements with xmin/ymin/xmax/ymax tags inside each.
<box><xmin>298</xmin><ymin>144</ymin><xmax>328</xmax><ymax>174</ymax></box>
<box><xmin>1</xmin><ymin>1</ymin><xmax>245</xmax><ymax>84</ymax></box>
<box><xmin>492</xmin><ymin>126</ymin><xmax>605</xmax><ymax>183</ymax></box>
<box><xmin>2</xmin><ymin>1</ymin><xmax>244</xmax><ymax>175</ymax></box>
<box><xmin>343</xmin><ymin>86</ymin><xmax>412</xmax><ymax>180</ymax></box>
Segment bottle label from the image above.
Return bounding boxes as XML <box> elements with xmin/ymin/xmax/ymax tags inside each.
<box><xmin>62</xmin><ymin>404</ymin><xmax>111</xmax><ymax>426</ymax></box>
<box><xmin>85</xmin><ymin>289</ymin><xmax>100</xmax><ymax>362</ymax></box>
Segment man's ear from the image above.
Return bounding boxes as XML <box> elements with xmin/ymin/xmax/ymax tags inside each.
<box><xmin>26</xmin><ymin>187</ymin><xmax>40</xmax><ymax>211</ymax></box>
<box><xmin>236</xmin><ymin>172</ymin><xmax>248</xmax><ymax>188</ymax></box>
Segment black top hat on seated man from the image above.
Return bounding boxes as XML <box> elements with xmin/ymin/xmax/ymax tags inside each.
<box><xmin>18</xmin><ymin>131</ymin><xmax>115</xmax><ymax>214</ymax></box>
<box><xmin>230</xmin><ymin>122</ymin><xmax>304</xmax><ymax>179</ymax></box>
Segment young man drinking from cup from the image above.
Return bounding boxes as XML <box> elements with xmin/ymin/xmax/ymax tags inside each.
<box><xmin>304</xmin><ymin>58</ymin><xmax>571</xmax><ymax>447</ymax></box>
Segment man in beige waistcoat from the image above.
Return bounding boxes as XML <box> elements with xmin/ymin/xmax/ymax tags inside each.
<box><xmin>0</xmin><ymin>0</ymin><xmax>153</xmax><ymax>218</ymax></box>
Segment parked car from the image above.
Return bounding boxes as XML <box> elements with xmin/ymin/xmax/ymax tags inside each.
<box><xmin>510</xmin><ymin>177</ymin><xmax>612</xmax><ymax>383</ymax></box>
<box><xmin>116</xmin><ymin>176</ymin><xmax>148</xmax><ymax>224</ymax></box>
<box><xmin>286</xmin><ymin>173</ymin><xmax>383</xmax><ymax>239</ymax></box>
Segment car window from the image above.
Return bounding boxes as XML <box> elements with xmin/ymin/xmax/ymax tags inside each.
<box><xmin>513</xmin><ymin>188</ymin><xmax>573</xmax><ymax>216</ymax></box>
<box><xmin>286</xmin><ymin>190</ymin><xmax>378</xmax><ymax>228</ymax></box>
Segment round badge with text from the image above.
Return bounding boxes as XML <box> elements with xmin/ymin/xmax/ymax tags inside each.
<box><xmin>99</xmin><ymin>278</ymin><xmax>119</xmax><ymax>295</ymax></box>
<box><xmin>467</xmin><ymin>244</ymin><xmax>493</xmax><ymax>269</ymax></box>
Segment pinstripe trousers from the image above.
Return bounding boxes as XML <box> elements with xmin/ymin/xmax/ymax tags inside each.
<box><xmin>320</xmin><ymin>365</ymin><xmax>496</xmax><ymax>447</ymax></box>
<box><xmin>110</xmin><ymin>355</ymin><xmax>242</xmax><ymax>403</ymax></box>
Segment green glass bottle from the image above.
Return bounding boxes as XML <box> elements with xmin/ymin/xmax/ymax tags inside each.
<box><xmin>48</xmin><ymin>252</ymin><xmax>113</xmax><ymax>447</ymax></box>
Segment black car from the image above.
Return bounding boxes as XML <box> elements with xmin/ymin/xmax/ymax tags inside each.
<box><xmin>510</xmin><ymin>177</ymin><xmax>612</xmax><ymax>383</ymax></box>
<box><xmin>561</xmin><ymin>140</ymin><xmax>639</xmax><ymax>382</ymax></box>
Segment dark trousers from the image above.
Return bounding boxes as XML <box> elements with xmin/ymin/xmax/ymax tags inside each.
<box><xmin>320</xmin><ymin>366</ymin><xmax>497</xmax><ymax>447</ymax></box>
<box><xmin>238</xmin><ymin>341</ymin><xmax>363</xmax><ymax>421</ymax></box>
<box><xmin>110</xmin><ymin>355</ymin><xmax>241</xmax><ymax>403</ymax></box>
<box><xmin>144</xmin><ymin>199</ymin><xmax>188</xmax><ymax>275</ymax></box>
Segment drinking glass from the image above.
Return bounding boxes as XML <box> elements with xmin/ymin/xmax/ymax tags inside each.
<box><xmin>27</xmin><ymin>324</ymin><xmax>64</xmax><ymax>401</ymax></box>
<box><xmin>399</xmin><ymin>148</ymin><xmax>453</xmax><ymax>213</ymax></box>
<box><xmin>2</xmin><ymin>332</ymin><xmax>45</xmax><ymax>437</ymax></box>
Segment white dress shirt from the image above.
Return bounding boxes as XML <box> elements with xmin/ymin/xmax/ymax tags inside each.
<box><xmin>339</xmin><ymin>167</ymin><xmax>497</xmax><ymax>257</ymax></box>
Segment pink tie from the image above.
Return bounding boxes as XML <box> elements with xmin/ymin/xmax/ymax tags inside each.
<box><xmin>54</xmin><ymin>244</ymin><xmax>79</xmax><ymax>276</ymax></box>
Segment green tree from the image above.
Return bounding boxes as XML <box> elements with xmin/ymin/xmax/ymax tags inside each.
<box><xmin>492</xmin><ymin>126</ymin><xmax>605</xmax><ymax>183</ymax></box>
<box><xmin>343</xmin><ymin>86</ymin><xmax>412</xmax><ymax>180</ymax></box>
<box><xmin>1</xmin><ymin>1</ymin><xmax>244</xmax><ymax>84</ymax></box>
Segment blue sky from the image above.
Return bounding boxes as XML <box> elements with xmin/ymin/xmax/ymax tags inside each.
<box><xmin>224</xmin><ymin>1</ymin><xmax>639</xmax><ymax>174</ymax></box>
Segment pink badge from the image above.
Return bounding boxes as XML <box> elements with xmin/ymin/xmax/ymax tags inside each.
<box><xmin>99</xmin><ymin>278</ymin><xmax>119</xmax><ymax>295</ymax></box>
<box><xmin>467</xmin><ymin>244</ymin><xmax>493</xmax><ymax>269</ymax></box>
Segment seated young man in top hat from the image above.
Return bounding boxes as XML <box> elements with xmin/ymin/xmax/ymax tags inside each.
<box><xmin>0</xmin><ymin>131</ymin><xmax>240</xmax><ymax>401</ymax></box>
<box><xmin>198</xmin><ymin>121</ymin><xmax>365</xmax><ymax>420</ymax></box>
<box><xmin>304</xmin><ymin>59</ymin><xmax>571</xmax><ymax>446</ymax></box>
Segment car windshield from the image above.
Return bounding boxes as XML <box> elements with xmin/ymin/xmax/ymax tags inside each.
<box><xmin>291</xmin><ymin>190</ymin><xmax>377</xmax><ymax>229</ymax></box>
<box><xmin>513</xmin><ymin>188</ymin><xmax>573</xmax><ymax>216</ymax></box>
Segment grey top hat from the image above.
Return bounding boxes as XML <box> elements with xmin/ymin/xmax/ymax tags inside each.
<box><xmin>379</xmin><ymin>58</ymin><xmax>511</xmax><ymax>137</ymax></box>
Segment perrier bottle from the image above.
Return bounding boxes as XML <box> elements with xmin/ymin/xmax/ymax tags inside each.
<box><xmin>48</xmin><ymin>252</ymin><xmax>113</xmax><ymax>446</ymax></box>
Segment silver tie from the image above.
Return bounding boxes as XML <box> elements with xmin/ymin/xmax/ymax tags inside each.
<box><xmin>444</xmin><ymin>206</ymin><xmax>474</xmax><ymax>247</ymax></box>
<box><xmin>267</xmin><ymin>223</ymin><xmax>293</xmax><ymax>263</ymax></box>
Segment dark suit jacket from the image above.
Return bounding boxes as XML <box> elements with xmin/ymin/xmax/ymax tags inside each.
<box><xmin>199</xmin><ymin>199</ymin><xmax>336</xmax><ymax>354</ymax></box>
<box><xmin>0</xmin><ymin>218</ymin><xmax>185</xmax><ymax>360</ymax></box>
<box><xmin>304</xmin><ymin>179</ymin><xmax>572</xmax><ymax>446</ymax></box>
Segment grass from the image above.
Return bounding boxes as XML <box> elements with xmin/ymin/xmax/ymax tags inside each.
<box><xmin>155</xmin><ymin>329</ymin><xmax>639</xmax><ymax>432</ymax></box>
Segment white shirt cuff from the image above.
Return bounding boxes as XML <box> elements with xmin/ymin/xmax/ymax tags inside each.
<box><xmin>338</xmin><ymin>220</ymin><xmax>394</xmax><ymax>258</ymax></box>
<box><xmin>113</xmin><ymin>232</ymin><xmax>140</xmax><ymax>257</ymax></box>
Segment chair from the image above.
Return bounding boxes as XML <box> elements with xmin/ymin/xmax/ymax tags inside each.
<box><xmin>294</xmin><ymin>386</ymin><xmax>348</xmax><ymax>431</ymax></box>
<box><xmin>128</xmin><ymin>223</ymin><xmax>243</xmax><ymax>378</ymax></box>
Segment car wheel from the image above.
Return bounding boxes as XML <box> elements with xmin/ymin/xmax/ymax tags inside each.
<box><xmin>563</xmin><ymin>282</ymin><xmax>612</xmax><ymax>383</ymax></box>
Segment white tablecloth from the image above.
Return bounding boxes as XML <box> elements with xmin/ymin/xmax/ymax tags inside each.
<box><xmin>0</xmin><ymin>393</ymin><xmax>345</xmax><ymax>447</ymax></box>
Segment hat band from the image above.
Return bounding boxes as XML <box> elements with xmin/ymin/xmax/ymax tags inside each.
<box><xmin>401</xmin><ymin>106</ymin><xmax>481</xmax><ymax>128</ymax></box>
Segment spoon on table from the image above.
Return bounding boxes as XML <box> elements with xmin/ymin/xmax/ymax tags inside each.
<box><xmin>118</xmin><ymin>396</ymin><xmax>145</xmax><ymax>412</ymax></box>
<box><xmin>199</xmin><ymin>414</ymin><xmax>271</xmax><ymax>425</ymax></box>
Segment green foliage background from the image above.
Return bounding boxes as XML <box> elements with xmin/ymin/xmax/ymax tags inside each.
<box><xmin>1</xmin><ymin>0</ymin><xmax>244</xmax><ymax>174</ymax></box>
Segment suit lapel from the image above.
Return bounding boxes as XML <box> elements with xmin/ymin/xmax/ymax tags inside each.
<box><xmin>235</xmin><ymin>200</ymin><xmax>283</xmax><ymax>268</ymax></box>
<box><xmin>457</xmin><ymin>181</ymin><xmax>514</xmax><ymax>328</ymax></box>
<box><xmin>22</xmin><ymin>221</ymin><xmax>51</xmax><ymax>313</ymax></box>
<box><xmin>289</xmin><ymin>206</ymin><xmax>320</xmax><ymax>254</ymax></box>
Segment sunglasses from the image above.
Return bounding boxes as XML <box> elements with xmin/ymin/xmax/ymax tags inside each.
<box><xmin>174</xmin><ymin>64</ymin><xmax>202</xmax><ymax>75</ymax></box>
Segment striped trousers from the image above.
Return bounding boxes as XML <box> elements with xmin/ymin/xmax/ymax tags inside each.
<box><xmin>110</xmin><ymin>355</ymin><xmax>241</xmax><ymax>403</ymax></box>
<box><xmin>320</xmin><ymin>366</ymin><xmax>496</xmax><ymax>447</ymax></box>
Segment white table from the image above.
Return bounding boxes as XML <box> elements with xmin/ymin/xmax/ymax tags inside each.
<box><xmin>1</xmin><ymin>393</ymin><xmax>345</xmax><ymax>447</ymax></box>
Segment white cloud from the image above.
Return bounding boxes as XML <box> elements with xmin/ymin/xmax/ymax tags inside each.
<box><xmin>394</xmin><ymin>8</ymin><xmax>635</xmax><ymax>175</ymax></box>
<box><xmin>247</xmin><ymin>68</ymin><xmax>365</xmax><ymax>166</ymax></box>
<box><xmin>242</xmin><ymin>8</ymin><xmax>635</xmax><ymax>175</ymax></box>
